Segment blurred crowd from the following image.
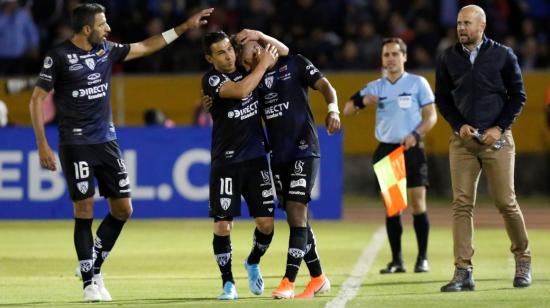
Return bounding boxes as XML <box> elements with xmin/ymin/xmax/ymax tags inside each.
<box><xmin>0</xmin><ymin>0</ymin><xmax>548</xmax><ymax>75</ymax></box>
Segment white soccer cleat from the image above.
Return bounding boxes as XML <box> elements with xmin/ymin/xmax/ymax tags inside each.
<box><xmin>83</xmin><ymin>283</ymin><xmax>102</xmax><ymax>302</ymax></box>
<box><xmin>244</xmin><ymin>260</ymin><xmax>264</xmax><ymax>295</ymax></box>
<box><xmin>218</xmin><ymin>281</ymin><xmax>238</xmax><ymax>300</ymax></box>
<box><xmin>92</xmin><ymin>273</ymin><xmax>112</xmax><ymax>301</ymax></box>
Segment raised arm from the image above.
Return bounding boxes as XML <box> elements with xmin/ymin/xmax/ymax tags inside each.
<box><xmin>235</xmin><ymin>29</ymin><xmax>289</xmax><ymax>56</ymax></box>
<box><xmin>313</xmin><ymin>77</ymin><xmax>341</xmax><ymax>134</ymax></box>
<box><xmin>29</xmin><ymin>87</ymin><xmax>57</xmax><ymax>171</ymax></box>
<box><xmin>219</xmin><ymin>44</ymin><xmax>279</xmax><ymax>99</ymax></box>
<box><xmin>124</xmin><ymin>8</ymin><xmax>213</xmax><ymax>61</ymax></box>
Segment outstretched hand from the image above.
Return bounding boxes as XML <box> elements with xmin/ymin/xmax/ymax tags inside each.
<box><xmin>182</xmin><ymin>8</ymin><xmax>214</xmax><ymax>30</ymax></box>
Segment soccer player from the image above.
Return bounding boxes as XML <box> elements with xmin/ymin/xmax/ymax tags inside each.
<box><xmin>29</xmin><ymin>3</ymin><xmax>213</xmax><ymax>302</ymax></box>
<box><xmin>233</xmin><ymin>30</ymin><xmax>341</xmax><ymax>299</ymax></box>
<box><xmin>201</xmin><ymin>31</ymin><xmax>285</xmax><ymax>300</ymax></box>
<box><xmin>343</xmin><ymin>38</ymin><xmax>437</xmax><ymax>274</ymax></box>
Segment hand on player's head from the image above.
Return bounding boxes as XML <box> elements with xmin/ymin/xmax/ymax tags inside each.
<box><xmin>235</xmin><ymin>29</ymin><xmax>261</xmax><ymax>44</ymax></box>
<box><xmin>257</xmin><ymin>43</ymin><xmax>278</xmax><ymax>69</ymax></box>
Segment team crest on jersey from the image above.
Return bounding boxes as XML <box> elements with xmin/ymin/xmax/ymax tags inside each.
<box><xmin>209</xmin><ymin>75</ymin><xmax>220</xmax><ymax>87</ymax></box>
<box><xmin>220</xmin><ymin>198</ymin><xmax>231</xmax><ymax>210</ymax></box>
<box><xmin>85</xmin><ymin>58</ymin><xmax>95</xmax><ymax>70</ymax></box>
<box><xmin>66</xmin><ymin>54</ymin><xmax>78</xmax><ymax>64</ymax></box>
<box><xmin>264</xmin><ymin>76</ymin><xmax>274</xmax><ymax>88</ymax></box>
<box><xmin>76</xmin><ymin>181</ymin><xmax>88</xmax><ymax>194</ymax></box>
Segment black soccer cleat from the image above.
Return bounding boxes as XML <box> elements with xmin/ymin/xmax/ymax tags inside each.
<box><xmin>414</xmin><ymin>258</ymin><xmax>430</xmax><ymax>273</ymax></box>
<box><xmin>513</xmin><ymin>260</ymin><xmax>532</xmax><ymax>288</ymax></box>
<box><xmin>441</xmin><ymin>267</ymin><xmax>475</xmax><ymax>292</ymax></box>
<box><xmin>380</xmin><ymin>261</ymin><xmax>406</xmax><ymax>274</ymax></box>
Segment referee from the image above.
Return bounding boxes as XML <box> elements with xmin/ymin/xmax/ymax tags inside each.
<box><xmin>343</xmin><ymin>37</ymin><xmax>437</xmax><ymax>274</ymax></box>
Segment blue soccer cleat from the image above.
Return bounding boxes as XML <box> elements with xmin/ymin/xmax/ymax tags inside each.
<box><xmin>218</xmin><ymin>281</ymin><xmax>238</xmax><ymax>300</ymax></box>
<box><xmin>244</xmin><ymin>260</ymin><xmax>264</xmax><ymax>295</ymax></box>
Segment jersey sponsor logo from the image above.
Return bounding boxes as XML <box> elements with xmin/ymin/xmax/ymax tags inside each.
<box><xmin>87</xmin><ymin>73</ymin><xmax>101</xmax><ymax>81</ymax></box>
<box><xmin>79</xmin><ymin>260</ymin><xmax>93</xmax><ymax>273</ymax></box>
<box><xmin>263</xmin><ymin>102</ymin><xmax>289</xmax><ymax>119</ymax></box>
<box><xmin>119</xmin><ymin>177</ymin><xmax>130</xmax><ymax>187</ymax></box>
<box><xmin>278</xmin><ymin>72</ymin><xmax>291</xmax><ymax>81</ymax></box>
<box><xmin>76</xmin><ymin>181</ymin><xmax>88</xmax><ymax>194</ymax></box>
<box><xmin>72</xmin><ymin>83</ymin><xmax>109</xmax><ymax>100</ymax></box>
<box><xmin>264</xmin><ymin>75</ymin><xmax>274</xmax><ymax>88</ymax></box>
<box><xmin>85</xmin><ymin>58</ymin><xmax>95</xmax><ymax>70</ymax></box>
<box><xmin>215</xmin><ymin>252</ymin><xmax>231</xmax><ymax>266</ymax></box>
<box><xmin>224</xmin><ymin>150</ymin><xmax>234</xmax><ymax>159</ymax></box>
<box><xmin>260</xmin><ymin>170</ymin><xmax>270</xmax><ymax>184</ymax></box>
<box><xmin>263</xmin><ymin>92</ymin><xmax>279</xmax><ymax>105</ymax></box>
<box><xmin>39</xmin><ymin>73</ymin><xmax>52</xmax><ymax>81</ymax></box>
<box><xmin>69</xmin><ymin>64</ymin><xmax>83</xmax><ymax>71</ymax></box>
<box><xmin>67</xmin><ymin>54</ymin><xmax>78</xmax><ymax>64</ymax></box>
<box><xmin>227</xmin><ymin>101</ymin><xmax>258</xmax><ymax>120</ymax></box>
<box><xmin>288</xmin><ymin>248</ymin><xmax>305</xmax><ymax>258</ymax></box>
<box><xmin>220</xmin><ymin>197</ymin><xmax>231</xmax><ymax>210</ymax></box>
<box><xmin>208</xmin><ymin>75</ymin><xmax>220</xmax><ymax>87</ymax></box>
<box><xmin>262</xmin><ymin>189</ymin><xmax>273</xmax><ymax>198</ymax></box>
<box><xmin>294</xmin><ymin>160</ymin><xmax>305</xmax><ymax>175</ymax></box>
<box><xmin>43</xmin><ymin>56</ymin><xmax>53</xmax><ymax>69</ymax></box>
<box><xmin>290</xmin><ymin>178</ymin><xmax>307</xmax><ymax>188</ymax></box>
<box><xmin>306</xmin><ymin>64</ymin><xmax>319</xmax><ymax>76</ymax></box>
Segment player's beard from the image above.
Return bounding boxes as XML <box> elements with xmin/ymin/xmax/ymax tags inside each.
<box><xmin>88</xmin><ymin>29</ymin><xmax>104</xmax><ymax>45</ymax></box>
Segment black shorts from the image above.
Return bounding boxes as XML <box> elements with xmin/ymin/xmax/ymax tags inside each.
<box><xmin>373</xmin><ymin>143</ymin><xmax>429</xmax><ymax>188</ymax></box>
<box><xmin>272</xmin><ymin>157</ymin><xmax>319</xmax><ymax>207</ymax></box>
<box><xmin>209</xmin><ymin>156</ymin><xmax>275</xmax><ymax>219</ymax></box>
<box><xmin>59</xmin><ymin>141</ymin><xmax>131</xmax><ymax>201</ymax></box>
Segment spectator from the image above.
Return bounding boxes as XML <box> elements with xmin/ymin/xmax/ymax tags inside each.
<box><xmin>0</xmin><ymin>0</ymin><xmax>39</xmax><ymax>75</ymax></box>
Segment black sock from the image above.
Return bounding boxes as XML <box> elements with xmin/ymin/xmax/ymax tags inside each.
<box><xmin>413</xmin><ymin>212</ymin><xmax>430</xmax><ymax>260</ymax></box>
<box><xmin>74</xmin><ymin>218</ymin><xmax>94</xmax><ymax>288</ymax></box>
<box><xmin>247</xmin><ymin>228</ymin><xmax>273</xmax><ymax>265</ymax></box>
<box><xmin>93</xmin><ymin>213</ymin><xmax>126</xmax><ymax>275</ymax></box>
<box><xmin>386</xmin><ymin>215</ymin><xmax>403</xmax><ymax>264</ymax></box>
<box><xmin>284</xmin><ymin>227</ymin><xmax>308</xmax><ymax>282</ymax></box>
<box><xmin>304</xmin><ymin>224</ymin><xmax>323</xmax><ymax>277</ymax></box>
<box><xmin>213</xmin><ymin>234</ymin><xmax>233</xmax><ymax>286</ymax></box>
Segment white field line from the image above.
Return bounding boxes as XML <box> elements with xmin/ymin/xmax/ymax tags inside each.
<box><xmin>325</xmin><ymin>225</ymin><xmax>386</xmax><ymax>308</ymax></box>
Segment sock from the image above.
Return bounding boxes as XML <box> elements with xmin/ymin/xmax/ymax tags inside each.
<box><xmin>304</xmin><ymin>224</ymin><xmax>323</xmax><ymax>277</ymax></box>
<box><xmin>247</xmin><ymin>228</ymin><xmax>273</xmax><ymax>265</ymax></box>
<box><xmin>284</xmin><ymin>227</ymin><xmax>308</xmax><ymax>282</ymax></box>
<box><xmin>74</xmin><ymin>218</ymin><xmax>94</xmax><ymax>288</ymax></box>
<box><xmin>413</xmin><ymin>212</ymin><xmax>430</xmax><ymax>260</ymax></box>
<box><xmin>386</xmin><ymin>215</ymin><xmax>403</xmax><ymax>264</ymax></box>
<box><xmin>213</xmin><ymin>234</ymin><xmax>233</xmax><ymax>286</ymax></box>
<box><xmin>93</xmin><ymin>213</ymin><xmax>126</xmax><ymax>275</ymax></box>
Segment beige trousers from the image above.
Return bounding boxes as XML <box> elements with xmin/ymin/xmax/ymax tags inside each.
<box><xmin>449</xmin><ymin>130</ymin><xmax>530</xmax><ymax>268</ymax></box>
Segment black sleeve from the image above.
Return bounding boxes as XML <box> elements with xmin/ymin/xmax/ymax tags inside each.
<box><xmin>496</xmin><ymin>47</ymin><xmax>526</xmax><ymax>130</ymax></box>
<box><xmin>434</xmin><ymin>51</ymin><xmax>466</xmax><ymax>132</ymax></box>
<box><xmin>107</xmin><ymin>41</ymin><xmax>131</xmax><ymax>63</ymax></box>
<box><xmin>202</xmin><ymin>71</ymin><xmax>229</xmax><ymax>100</ymax></box>
<box><xmin>295</xmin><ymin>54</ymin><xmax>324</xmax><ymax>88</ymax></box>
<box><xmin>35</xmin><ymin>51</ymin><xmax>59</xmax><ymax>92</ymax></box>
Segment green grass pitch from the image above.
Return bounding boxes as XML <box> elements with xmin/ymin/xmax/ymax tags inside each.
<box><xmin>1</xmin><ymin>218</ymin><xmax>549</xmax><ymax>307</ymax></box>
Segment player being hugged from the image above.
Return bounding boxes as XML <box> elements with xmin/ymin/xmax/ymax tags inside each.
<box><xmin>29</xmin><ymin>3</ymin><xmax>213</xmax><ymax>302</ymax></box>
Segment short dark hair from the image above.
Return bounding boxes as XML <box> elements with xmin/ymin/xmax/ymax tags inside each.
<box><xmin>381</xmin><ymin>37</ymin><xmax>407</xmax><ymax>54</ymax></box>
<box><xmin>202</xmin><ymin>31</ymin><xmax>229</xmax><ymax>55</ymax></box>
<box><xmin>71</xmin><ymin>3</ymin><xmax>105</xmax><ymax>33</ymax></box>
